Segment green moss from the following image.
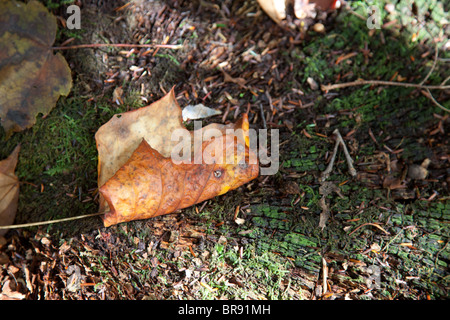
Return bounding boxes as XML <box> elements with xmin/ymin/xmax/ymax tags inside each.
<box><xmin>0</xmin><ymin>87</ymin><xmax>143</xmax><ymax>232</ymax></box>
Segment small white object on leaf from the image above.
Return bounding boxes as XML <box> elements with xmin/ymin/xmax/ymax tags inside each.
<box><xmin>182</xmin><ymin>104</ymin><xmax>222</xmax><ymax>121</ymax></box>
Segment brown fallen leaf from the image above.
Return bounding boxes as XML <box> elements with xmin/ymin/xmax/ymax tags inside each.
<box><xmin>0</xmin><ymin>0</ymin><xmax>72</xmax><ymax>138</ymax></box>
<box><xmin>96</xmin><ymin>88</ymin><xmax>249</xmax><ymax>211</ymax></box>
<box><xmin>382</xmin><ymin>175</ymin><xmax>407</xmax><ymax>190</ymax></box>
<box><xmin>100</xmin><ymin>137</ymin><xmax>258</xmax><ymax>227</ymax></box>
<box><xmin>96</xmin><ymin>88</ymin><xmax>258</xmax><ymax>227</ymax></box>
<box><xmin>0</xmin><ymin>145</ymin><xmax>20</xmax><ymax>236</ymax></box>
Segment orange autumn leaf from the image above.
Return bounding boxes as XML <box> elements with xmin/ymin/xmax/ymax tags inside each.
<box><xmin>100</xmin><ymin>137</ymin><xmax>258</xmax><ymax>227</ymax></box>
<box><xmin>96</xmin><ymin>88</ymin><xmax>259</xmax><ymax>227</ymax></box>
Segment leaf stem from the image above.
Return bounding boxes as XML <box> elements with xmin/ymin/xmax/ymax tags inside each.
<box><xmin>0</xmin><ymin>211</ymin><xmax>106</xmax><ymax>230</ymax></box>
<box><xmin>52</xmin><ymin>43</ymin><xmax>183</xmax><ymax>50</ymax></box>
<box><xmin>321</xmin><ymin>80</ymin><xmax>450</xmax><ymax>91</ymax></box>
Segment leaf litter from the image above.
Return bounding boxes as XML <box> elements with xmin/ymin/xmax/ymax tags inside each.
<box><xmin>0</xmin><ymin>0</ymin><xmax>449</xmax><ymax>300</ymax></box>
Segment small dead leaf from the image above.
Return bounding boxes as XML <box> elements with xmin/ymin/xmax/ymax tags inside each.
<box><xmin>369</xmin><ymin>243</ymin><xmax>381</xmax><ymax>253</ymax></box>
<box><xmin>0</xmin><ymin>0</ymin><xmax>72</xmax><ymax>138</ymax></box>
<box><xmin>112</xmin><ymin>87</ymin><xmax>124</xmax><ymax>105</ymax></box>
<box><xmin>59</xmin><ymin>241</ymin><xmax>71</xmax><ymax>255</ymax></box>
<box><xmin>0</xmin><ymin>145</ymin><xmax>20</xmax><ymax>236</ymax></box>
<box><xmin>0</xmin><ymin>280</ymin><xmax>25</xmax><ymax>300</ymax></box>
<box><xmin>66</xmin><ymin>264</ymin><xmax>83</xmax><ymax>293</ymax></box>
<box><xmin>222</xmin><ymin>70</ymin><xmax>248</xmax><ymax>89</ymax></box>
<box><xmin>383</xmin><ymin>175</ymin><xmax>407</xmax><ymax>190</ymax></box>
<box><xmin>218</xmin><ymin>235</ymin><xmax>227</xmax><ymax>245</ymax></box>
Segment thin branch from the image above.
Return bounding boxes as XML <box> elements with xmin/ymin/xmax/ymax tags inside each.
<box><xmin>321</xmin><ymin>80</ymin><xmax>450</xmax><ymax>91</ymax></box>
<box><xmin>320</xmin><ymin>133</ymin><xmax>340</xmax><ymax>182</ymax></box>
<box><xmin>349</xmin><ymin>222</ymin><xmax>390</xmax><ymax>236</ymax></box>
<box><xmin>0</xmin><ymin>211</ymin><xmax>106</xmax><ymax>230</ymax></box>
<box><xmin>441</xmin><ymin>75</ymin><xmax>450</xmax><ymax>86</ymax></box>
<box><xmin>425</xmin><ymin>88</ymin><xmax>450</xmax><ymax>113</ymax></box>
<box><xmin>259</xmin><ymin>103</ymin><xmax>267</xmax><ymax>130</ymax></box>
<box><xmin>419</xmin><ymin>43</ymin><xmax>439</xmax><ymax>86</ymax></box>
<box><xmin>334</xmin><ymin>129</ymin><xmax>357</xmax><ymax>178</ymax></box>
<box><xmin>52</xmin><ymin>43</ymin><xmax>183</xmax><ymax>50</ymax></box>
<box><xmin>320</xmin><ymin>129</ymin><xmax>357</xmax><ymax>182</ymax></box>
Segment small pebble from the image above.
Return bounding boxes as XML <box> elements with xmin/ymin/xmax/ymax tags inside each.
<box><xmin>313</xmin><ymin>23</ymin><xmax>325</xmax><ymax>33</ymax></box>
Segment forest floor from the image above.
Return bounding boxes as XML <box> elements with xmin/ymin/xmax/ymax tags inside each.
<box><xmin>0</xmin><ymin>0</ymin><xmax>449</xmax><ymax>300</ymax></box>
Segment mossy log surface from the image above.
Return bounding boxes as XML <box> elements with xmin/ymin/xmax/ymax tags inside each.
<box><xmin>239</xmin><ymin>199</ymin><xmax>449</xmax><ymax>299</ymax></box>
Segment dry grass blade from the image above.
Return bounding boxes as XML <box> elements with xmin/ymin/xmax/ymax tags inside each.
<box><xmin>349</xmin><ymin>223</ymin><xmax>390</xmax><ymax>236</ymax></box>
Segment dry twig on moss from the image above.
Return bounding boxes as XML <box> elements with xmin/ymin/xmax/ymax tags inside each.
<box><xmin>321</xmin><ymin>80</ymin><xmax>450</xmax><ymax>92</ymax></box>
<box><xmin>322</xmin><ymin>42</ymin><xmax>449</xmax><ymax>113</ymax></box>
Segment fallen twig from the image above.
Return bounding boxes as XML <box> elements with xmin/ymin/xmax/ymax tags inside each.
<box><xmin>419</xmin><ymin>43</ymin><xmax>439</xmax><ymax>86</ymax></box>
<box><xmin>349</xmin><ymin>222</ymin><xmax>390</xmax><ymax>236</ymax></box>
<box><xmin>321</xmin><ymin>80</ymin><xmax>450</xmax><ymax>91</ymax></box>
<box><xmin>322</xmin><ymin>256</ymin><xmax>328</xmax><ymax>295</ymax></box>
<box><xmin>318</xmin><ymin>129</ymin><xmax>357</xmax><ymax>229</ymax></box>
<box><xmin>425</xmin><ymin>88</ymin><xmax>450</xmax><ymax>113</ymax></box>
<box><xmin>53</xmin><ymin>43</ymin><xmax>183</xmax><ymax>50</ymax></box>
<box><xmin>320</xmin><ymin>129</ymin><xmax>357</xmax><ymax>182</ymax></box>
<box><xmin>441</xmin><ymin>75</ymin><xmax>450</xmax><ymax>86</ymax></box>
<box><xmin>259</xmin><ymin>103</ymin><xmax>267</xmax><ymax>130</ymax></box>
